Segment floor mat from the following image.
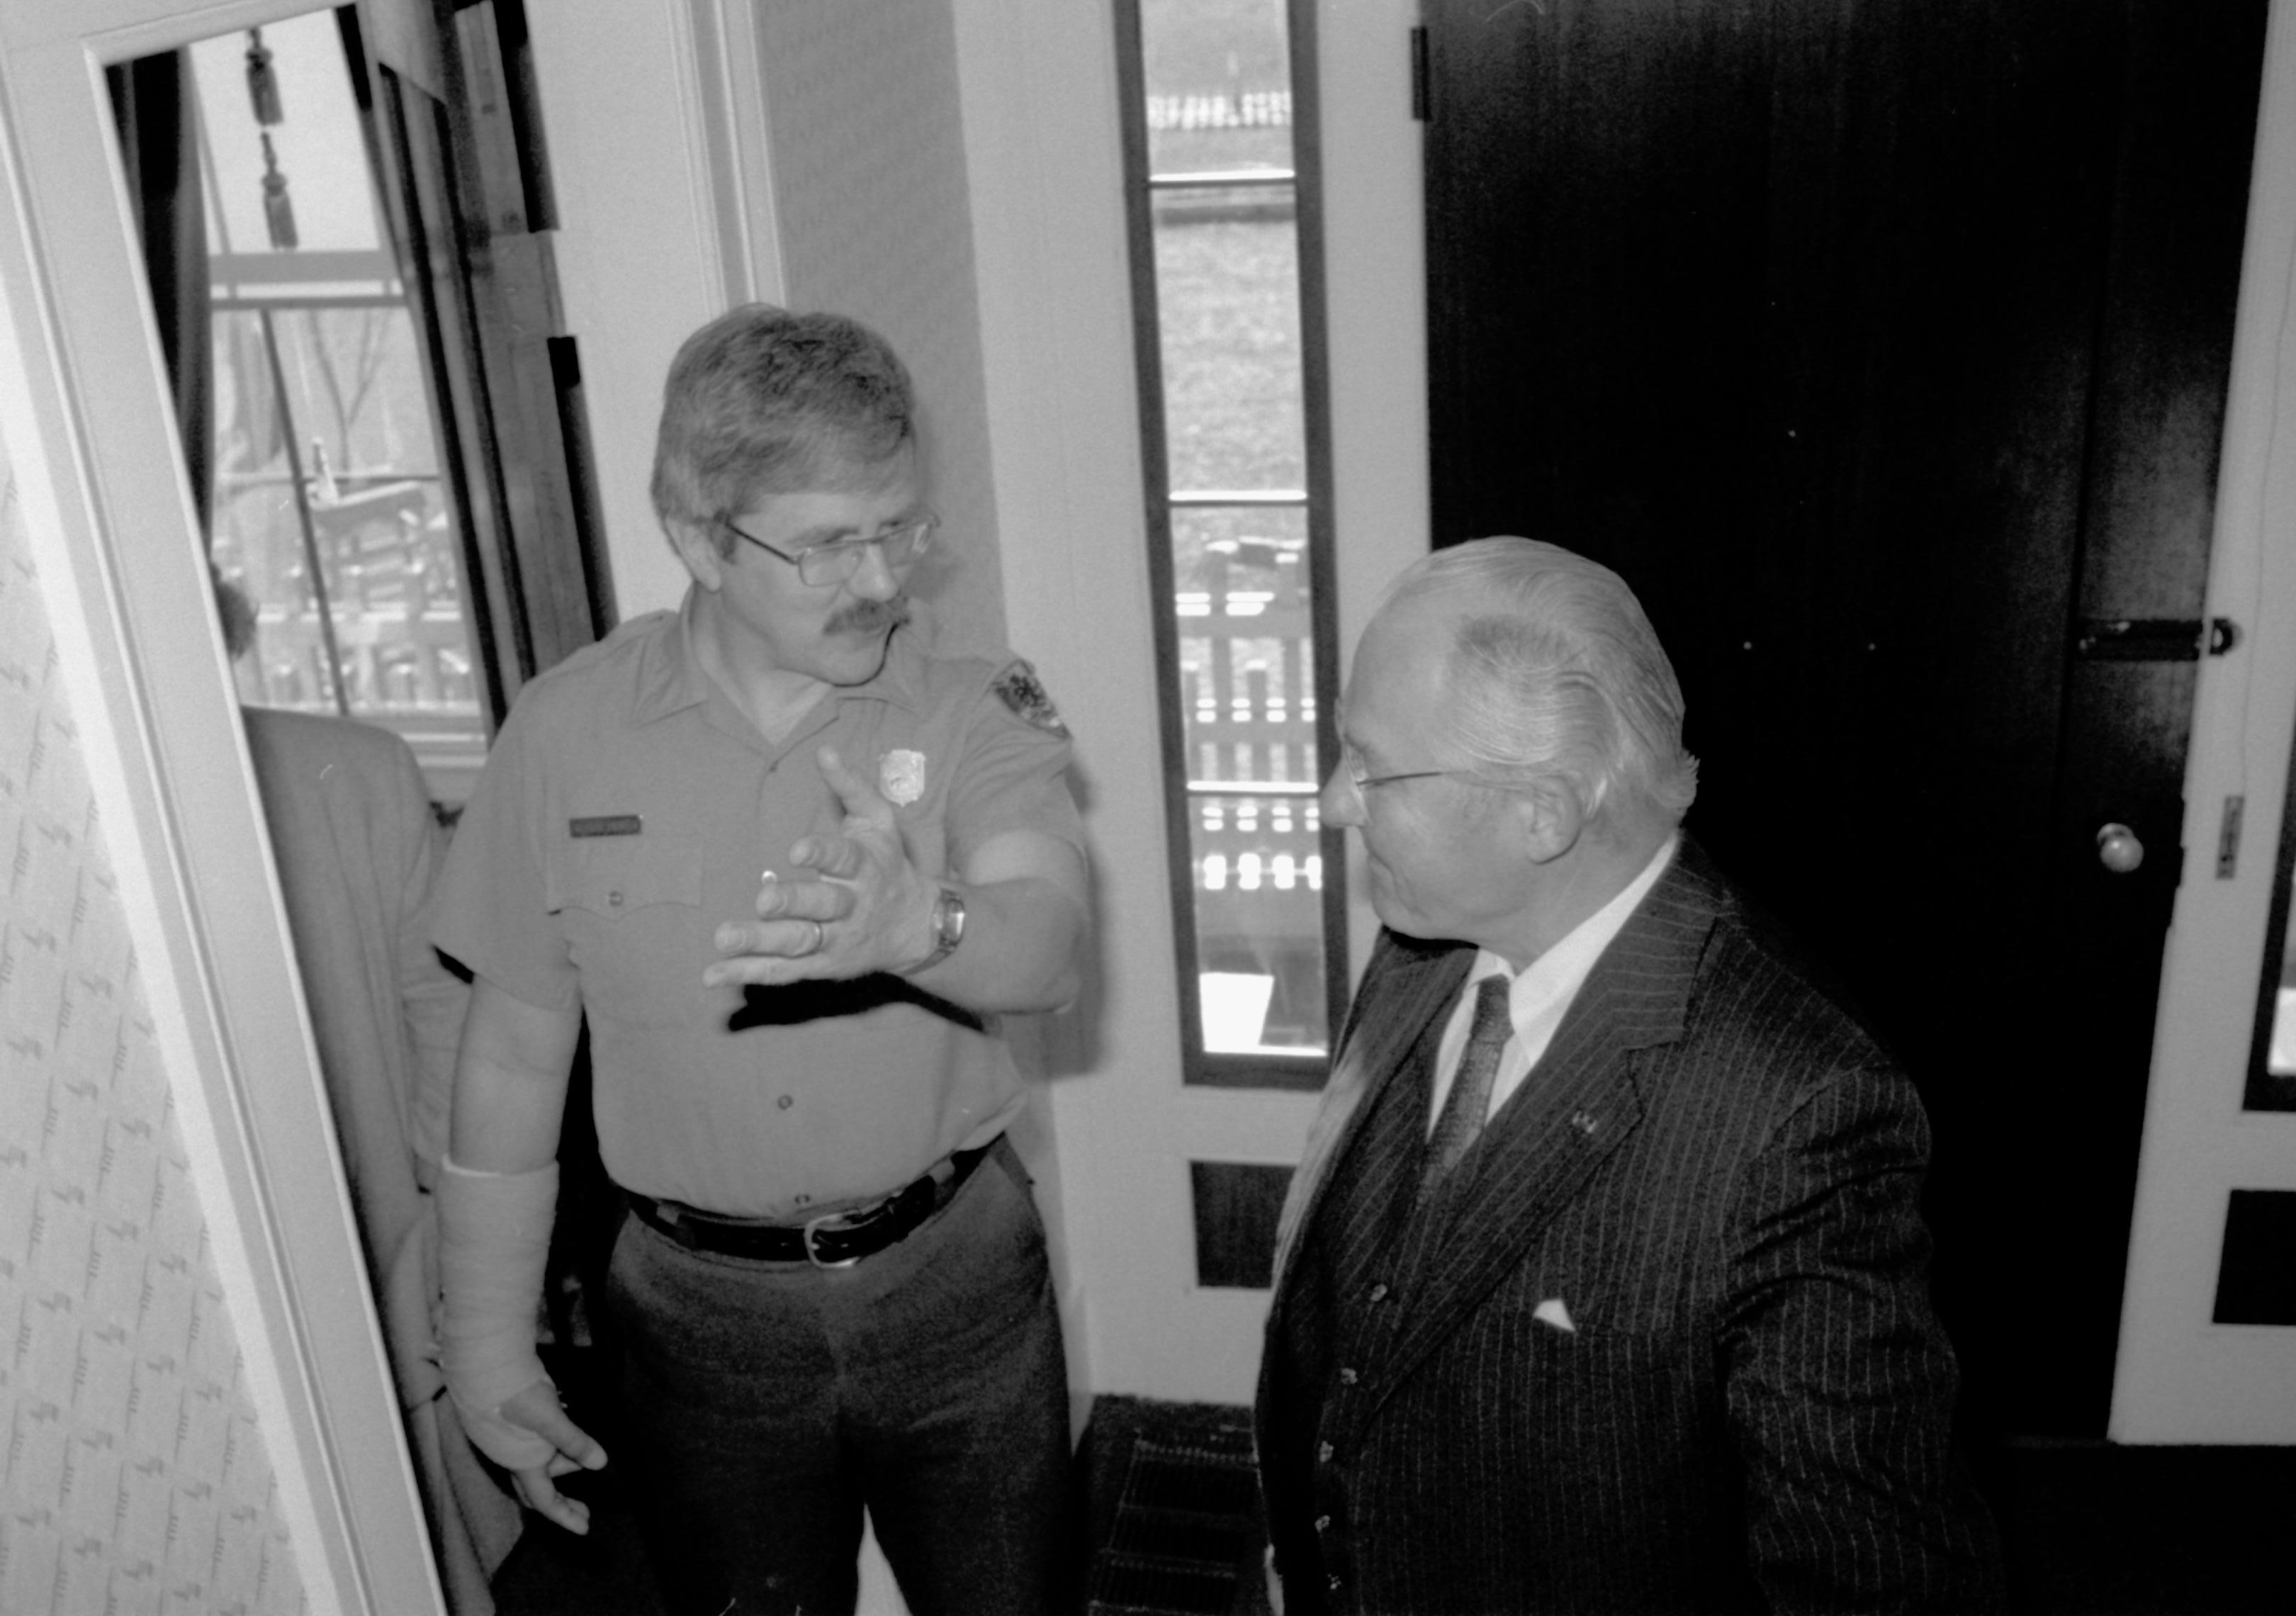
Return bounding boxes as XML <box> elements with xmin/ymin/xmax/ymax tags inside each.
<box><xmin>1084</xmin><ymin>1401</ymin><xmax>1267</xmax><ymax>1616</ymax></box>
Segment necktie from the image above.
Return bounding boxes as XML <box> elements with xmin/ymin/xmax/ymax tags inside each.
<box><xmin>1422</xmin><ymin>973</ymin><xmax>1514</xmax><ymax>1197</ymax></box>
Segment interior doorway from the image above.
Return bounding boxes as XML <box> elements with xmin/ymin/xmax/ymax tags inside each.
<box><xmin>93</xmin><ymin>1</ymin><xmax>611</xmax><ymax>1606</ymax></box>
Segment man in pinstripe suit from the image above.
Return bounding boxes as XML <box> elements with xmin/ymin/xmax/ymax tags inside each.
<box><xmin>1257</xmin><ymin>539</ymin><xmax>2000</xmax><ymax>1614</ymax></box>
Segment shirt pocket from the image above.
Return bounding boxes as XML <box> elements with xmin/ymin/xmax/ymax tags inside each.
<box><xmin>548</xmin><ymin>834</ymin><xmax>709</xmax><ymax>1028</ymax></box>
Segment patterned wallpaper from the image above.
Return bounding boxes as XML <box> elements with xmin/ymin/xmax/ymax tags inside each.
<box><xmin>0</xmin><ymin>456</ymin><xmax>307</xmax><ymax>1614</ymax></box>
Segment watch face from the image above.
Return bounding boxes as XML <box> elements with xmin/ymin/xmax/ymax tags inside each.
<box><xmin>935</xmin><ymin>888</ymin><xmax>967</xmax><ymax>947</ymax></box>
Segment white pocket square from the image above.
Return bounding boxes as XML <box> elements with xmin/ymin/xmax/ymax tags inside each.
<box><xmin>1532</xmin><ymin>1296</ymin><xmax>1577</xmax><ymax>1333</ymax></box>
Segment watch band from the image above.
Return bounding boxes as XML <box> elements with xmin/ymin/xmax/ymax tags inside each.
<box><xmin>907</xmin><ymin>886</ymin><xmax>967</xmax><ymax>973</ymax></box>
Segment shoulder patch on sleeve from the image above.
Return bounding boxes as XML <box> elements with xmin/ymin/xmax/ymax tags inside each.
<box><xmin>991</xmin><ymin>661</ymin><xmax>1069</xmax><ymax>736</ymax></box>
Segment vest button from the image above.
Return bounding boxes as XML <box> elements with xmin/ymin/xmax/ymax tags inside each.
<box><xmin>1328</xmin><ymin>1574</ymin><xmax>1344</xmax><ymax>1593</ymax></box>
<box><xmin>1315</xmin><ymin>1514</ymin><xmax>1332</xmax><ymax>1532</ymax></box>
<box><xmin>1368</xmin><ymin>1282</ymin><xmax>1389</xmax><ymax>1302</ymax></box>
<box><xmin>1339</xmin><ymin>1367</ymin><xmax>1359</xmax><ymax>1386</ymax></box>
<box><xmin>1317</xmin><ymin>1440</ymin><xmax>1334</xmax><ymax>1463</ymax></box>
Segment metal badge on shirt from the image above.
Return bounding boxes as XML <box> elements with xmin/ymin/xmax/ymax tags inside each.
<box><xmin>880</xmin><ymin>748</ymin><xmax>926</xmax><ymax>806</ymax></box>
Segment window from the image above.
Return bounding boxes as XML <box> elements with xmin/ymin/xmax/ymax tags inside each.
<box><xmin>125</xmin><ymin>6</ymin><xmax>611</xmax><ymax>808</ymax></box>
<box><xmin>1116</xmin><ymin>0</ymin><xmax>1344</xmax><ymax>1088</ymax></box>
<box><xmin>188</xmin><ymin>18</ymin><xmax>490</xmax><ymax>800</ymax></box>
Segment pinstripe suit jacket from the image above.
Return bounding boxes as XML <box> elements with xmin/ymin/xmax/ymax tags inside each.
<box><xmin>1256</xmin><ymin>840</ymin><xmax>2000</xmax><ymax>1615</ymax></box>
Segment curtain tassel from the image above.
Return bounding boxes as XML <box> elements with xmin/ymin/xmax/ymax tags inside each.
<box><xmin>244</xmin><ymin>28</ymin><xmax>283</xmax><ymax>125</ymax></box>
<box><xmin>260</xmin><ymin>131</ymin><xmax>298</xmax><ymax>250</ymax></box>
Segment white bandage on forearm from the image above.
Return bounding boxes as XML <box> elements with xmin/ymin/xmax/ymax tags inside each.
<box><xmin>437</xmin><ymin>1154</ymin><xmax>560</xmax><ymax>1471</ymax></box>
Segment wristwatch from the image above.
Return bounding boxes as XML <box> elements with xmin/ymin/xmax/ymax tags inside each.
<box><xmin>907</xmin><ymin>885</ymin><xmax>967</xmax><ymax>974</ymax></box>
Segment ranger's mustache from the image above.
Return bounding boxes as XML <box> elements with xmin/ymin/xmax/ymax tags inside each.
<box><xmin>827</xmin><ymin>595</ymin><xmax>911</xmax><ymax>635</ymax></box>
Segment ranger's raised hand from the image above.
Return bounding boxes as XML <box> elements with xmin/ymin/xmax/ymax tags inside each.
<box><xmin>704</xmin><ymin>745</ymin><xmax>939</xmax><ymax>987</ymax></box>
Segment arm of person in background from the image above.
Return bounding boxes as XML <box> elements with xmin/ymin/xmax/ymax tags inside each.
<box><xmin>390</xmin><ymin>757</ymin><xmax>469</xmax><ymax>1186</ymax></box>
<box><xmin>437</xmin><ymin>975</ymin><xmax>607</xmax><ymax>1535</ymax></box>
<box><xmin>704</xmin><ymin>744</ymin><xmax>1088</xmax><ymax>1014</ymax></box>
<box><xmin>1719</xmin><ymin>1064</ymin><xmax>2004</xmax><ymax>1614</ymax></box>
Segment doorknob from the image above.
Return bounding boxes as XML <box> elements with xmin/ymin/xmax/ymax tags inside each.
<box><xmin>2097</xmin><ymin>823</ymin><xmax>2144</xmax><ymax>873</ymax></box>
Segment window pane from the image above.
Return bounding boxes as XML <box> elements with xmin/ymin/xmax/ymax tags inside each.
<box><xmin>2247</xmin><ymin>709</ymin><xmax>2296</xmax><ymax>1108</ymax></box>
<box><xmin>264</xmin><ymin>307</ymin><xmax>441</xmax><ymax>483</ymax></box>
<box><xmin>1154</xmin><ymin>196</ymin><xmax>1305</xmax><ymax>492</ymax></box>
<box><xmin>2268</xmin><ymin>858</ymin><xmax>2296</xmax><ymax>1082</ymax></box>
<box><xmin>1141</xmin><ymin>0</ymin><xmax>1294</xmax><ymax>174</ymax></box>
<box><xmin>1128</xmin><ymin>0</ymin><xmax>1334</xmax><ymax>1081</ymax></box>
<box><xmin>1172</xmin><ymin>505</ymin><xmax>1315</xmax><ymax>785</ymax></box>
<box><xmin>1171</xmin><ymin>505</ymin><xmax>1326</xmax><ymax>1055</ymax></box>
<box><xmin>210</xmin><ymin>306</ymin><xmax>482</xmax><ymax>755</ymax></box>
<box><xmin>190</xmin><ymin>14</ymin><xmax>488</xmax><ymax>797</ymax></box>
<box><xmin>1190</xmin><ymin>790</ymin><xmax>1327</xmax><ymax>1053</ymax></box>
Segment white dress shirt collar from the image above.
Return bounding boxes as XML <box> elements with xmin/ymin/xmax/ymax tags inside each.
<box><xmin>1429</xmin><ymin>833</ymin><xmax>1681</xmax><ymax>1130</ymax></box>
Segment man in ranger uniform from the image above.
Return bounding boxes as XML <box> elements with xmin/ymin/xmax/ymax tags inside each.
<box><xmin>428</xmin><ymin>305</ymin><xmax>1090</xmax><ymax>1616</ymax></box>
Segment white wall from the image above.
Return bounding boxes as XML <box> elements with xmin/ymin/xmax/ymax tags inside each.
<box><xmin>526</xmin><ymin>0</ymin><xmax>756</xmax><ymax>618</ymax></box>
<box><xmin>750</xmin><ymin>0</ymin><xmax>1013</xmax><ymax>658</ymax></box>
<box><xmin>945</xmin><ymin>0</ymin><xmax>1168</xmax><ymax>1406</ymax></box>
<box><xmin>0</xmin><ymin>372</ymin><xmax>318</xmax><ymax>1616</ymax></box>
<box><xmin>951</xmin><ymin>0</ymin><xmax>1427</xmax><ymax>1401</ymax></box>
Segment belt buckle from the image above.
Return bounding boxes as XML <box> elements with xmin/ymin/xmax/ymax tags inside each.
<box><xmin>801</xmin><ymin>1209</ymin><xmax>863</xmax><ymax>1269</ymax></box>
<box><xmin>647</xmin><ymin>1201</ymin><xmax>702</xmax><ymax>1251</ymax></box>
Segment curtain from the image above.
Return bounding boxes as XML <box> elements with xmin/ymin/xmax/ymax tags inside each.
<box><xmin>105</xmin><ymin>50</ymin><xmax>213</xmax><ymax>538</ymax></box>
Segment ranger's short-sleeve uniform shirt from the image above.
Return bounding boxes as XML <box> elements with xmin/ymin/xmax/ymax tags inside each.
<box><xmin>430</xmin><ymin>596</ymin><xmax>1082</xmax><ymax>1219</ymax></box>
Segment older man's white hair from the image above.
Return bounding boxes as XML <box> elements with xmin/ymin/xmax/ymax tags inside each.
<box><xmin>1383</xmin><ymin>537</ymin><xmax>1699</xmax><ymax>831</ymax></box>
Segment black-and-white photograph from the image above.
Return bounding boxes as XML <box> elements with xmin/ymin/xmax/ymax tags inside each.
<box><xmin>4</xmin><ymin>3</ymin><xmax>2294</xmax><ymax>1613</ymax></box>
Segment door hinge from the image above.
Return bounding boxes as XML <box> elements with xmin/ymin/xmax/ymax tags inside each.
<box><xmin>2072</xmin><ymin>617</ymin><xmax>2239</xmax><ymax>661</ymax></box>
<box><xmin>1411</xmin><ymin>26</ymin><xmax>1429</xmax><ymax>122</ymax></box>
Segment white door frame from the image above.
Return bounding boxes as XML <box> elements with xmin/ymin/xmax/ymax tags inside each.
<box><xmin>2112</xmin><ymin>0</ymin><xmax>2296</xmax><ymax>1442</ymax></box>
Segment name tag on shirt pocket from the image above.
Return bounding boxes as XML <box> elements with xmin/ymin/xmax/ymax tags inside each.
<box><xmin>549</xmin><ymin>831</ymin><xmax>704</xmax><ymax>917</ymax></box>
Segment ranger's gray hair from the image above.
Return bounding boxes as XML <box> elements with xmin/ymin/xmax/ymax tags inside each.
<box><xmin>650</xmin><ymin>304</ymin><xmax>914</xmax><ymax>549</ymax></box>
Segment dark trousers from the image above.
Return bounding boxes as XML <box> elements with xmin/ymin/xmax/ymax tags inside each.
<box><xmin>605</xmin><ymin>1141</ymin><xmax>1071</xmax><ymax>1616</ymax></box>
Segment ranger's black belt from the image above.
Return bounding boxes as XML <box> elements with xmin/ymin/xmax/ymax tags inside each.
<box><xmin>625</xmin><ymin>1140</ymin><xmax>993</xmax><ymax>1267</ymax></box>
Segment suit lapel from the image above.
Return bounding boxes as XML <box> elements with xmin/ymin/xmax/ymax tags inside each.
<box><xmin>1270</xmin><ymin>933</ymin><xmax>1474</xmax><ymax>1290</ymax></box>
<box><xmin>1362</xmin><ymin>848</ymin><xmax>1729</xmax><ymax>1405</ymax></box>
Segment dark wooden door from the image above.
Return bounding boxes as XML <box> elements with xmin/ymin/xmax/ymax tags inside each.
<box><xmin>1424</xmin><ymin>0</ymin><xmax>2267</xmax><ymax>1438</ymax></box>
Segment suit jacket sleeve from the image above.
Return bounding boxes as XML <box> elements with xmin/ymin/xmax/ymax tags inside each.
<box><xmin>1720</xmin><ymin>1062</ymin><xmax>2003</xmax><ymax>1613</ymax></box>
<box><xmin>386</xmin><ymin>743</ymin><xmax>466</xmax><ymax>1186</ymax></box>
